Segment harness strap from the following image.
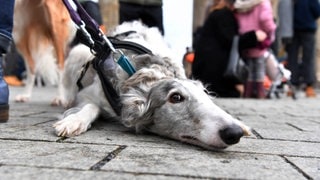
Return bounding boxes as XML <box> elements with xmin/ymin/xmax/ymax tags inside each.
<box><xmin>93</xmin><ymin>58</ymin><xmax>122</xmax><ymax>116</ymax></box>
<box><xmin>76</xmin><ymin>61</ymin><xmax>91</xmax><ymax>90</ymax></box>
<box><xmin>76</xmin><ymin>39</ymin><xmax>152</xmax><ymax>115</ymax></box>
<box><xmin>76</xmin><ymin>38</ymin><xmax>152</xmax><ymax>91</ymax></box>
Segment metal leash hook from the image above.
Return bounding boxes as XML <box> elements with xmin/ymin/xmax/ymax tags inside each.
<box><xmin>62</xmin><ymin>0</ymin><xmax>95</xmax><ymax>48</ymax></box>
<box><xmin>112</xmin><ymin>49</ymin><xmax>136</xmax><ymax>76</ymax></box>
<box><xmin>99</xmin><ymin>29</ymin><xmax>136</xmax><ymax>76</ymax></box>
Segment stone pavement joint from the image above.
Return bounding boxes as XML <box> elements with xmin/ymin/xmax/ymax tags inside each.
<box><xmin>0</xmin><ymin>86</ymin><xmax>319</xmax><ymax>179</ymax></box>
<box><xmin>282</xmin><ymin>156</ymin><xmax>313</xmax><ymax>180</ymax></box>
<box><xmin>90</xmin><ymin>145</ymin><xmax>127</xmax><ymax>170</ymax></box>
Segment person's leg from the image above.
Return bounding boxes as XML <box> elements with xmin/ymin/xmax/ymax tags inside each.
<box><xmin>244</xmin><ymin>56</ymin><xmax>265</xmax><ymax>98</ymax></box>
<box><xmin>244</xmin><ymin>58</ymin><xmax>254</xmax><ymax>98</ymax></box>
<box><xmin>254</xmin><ymin>56</ymin><xmax>267</xmax><ymax>99</ymax></box>
<box><xmin>141</xmin><ymin>5</ymin><xmax>164</xmax><ymax>35</ymax></box>
<box><xmin>81</xmin><ymin>1</ymin><xmax>103</xmax><ymax>26</ymax></box>
<box><xmin>301</xmin><ymin>31</ymin><xmax>317</xmax><ymax>97</ymax></box>
<box><xmin>286</xmin><ymin>32</ymin><xmax>301</xmax><ymax>86</ymax></box>
<box><xmin>0</xmin><ymin>0</ymin><xmax>15</xmax><ymax>122</ymax></box>
<box><xmin>301</xmin><ymin>32</ymin><xmax>316</xmax><ymax>85</ymax></box>
<box><xmin>4</xmin><ymin>43</ymin><xmax>24</xmax><ymax>86</ymax></box>
<box><xmin>0</xmin><ymin>55</ymin><xmax>9</xmax><ymax>122</ymax></box>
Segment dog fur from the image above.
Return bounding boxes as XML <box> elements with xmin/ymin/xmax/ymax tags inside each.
<box><xmin>13</xmin><ymin>0</ymin><xmax>76</xmax><ymax>104</ymax></box>
<box><xmin>54</xmin><ymin>21</ymin><xmax>250</xmax><ymax>150</ymax></box>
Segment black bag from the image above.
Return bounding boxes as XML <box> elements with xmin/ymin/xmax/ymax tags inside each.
<box><xmin>223</xmin><ymin>36</ymin><xmax>248</xmax><ymax>83</ymax></box>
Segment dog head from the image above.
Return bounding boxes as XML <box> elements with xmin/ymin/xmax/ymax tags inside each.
<box><xmin>120</xmin><ymin>77</ymin><xmax>250</xmax><ymax>150</ymax></box>
<box><xmin>109</xmin><ymin>22</ymin><xmax>250</xmax><ymax>149</ymax></box>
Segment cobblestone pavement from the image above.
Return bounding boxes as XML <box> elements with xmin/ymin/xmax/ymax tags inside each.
<box><xmin>0</xmin><ymin>86</ymin><xmax>319</xmax><ymax>180</ymax></box>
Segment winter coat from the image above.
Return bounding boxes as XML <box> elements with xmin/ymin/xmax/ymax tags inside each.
<box><xmin>235</xmin><ymin>0</ymin><xmax>276</xmax><ymax>58</ymax></box>
<box><xmin>277</xmin><ymin>0</ymin><xmax>293</xmax><ymax>39</ymax></box>
<box><xmin>293</xmin><ymin>0</ymin><xmax>320</xmax><ymax>32</ymax></box>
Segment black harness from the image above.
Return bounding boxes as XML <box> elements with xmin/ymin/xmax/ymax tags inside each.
<box><xmin>62</xmin><ymin>0</ymin><xmax>152</xmax><ymax>115</ymax></box>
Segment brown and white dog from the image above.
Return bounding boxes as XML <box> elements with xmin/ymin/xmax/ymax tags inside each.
<box><xmin>13</xmin><ymin>0</ymin><xmax>76</xmax><ymax>104</ymax></box>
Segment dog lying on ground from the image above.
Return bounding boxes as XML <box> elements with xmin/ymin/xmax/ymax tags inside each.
<box><xmin>54</xmin><ymin>21</ymin><xmax>250</xmax><ymax>150</ymax></box>
<box><xmin>13</xmin><ymin>0</ymin><xmax>76</xmax><ymax>104</ymax></box>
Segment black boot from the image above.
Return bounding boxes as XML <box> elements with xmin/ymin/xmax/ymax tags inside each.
<box><xmin>244</xmin><ymin>81</ymin><xmax>254</xmax><ymax>98</ymax></box>
<box><xmin>0</xmin><ymin>55</ymin><xmax>9</xmax><ymax>122</ymax></box>
<box><xmin>255</xmin><ymin>82</ymin><xmax>266</xmax><ymax>99</ymax></box>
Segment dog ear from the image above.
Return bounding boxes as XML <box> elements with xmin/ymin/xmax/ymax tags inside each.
<box><xmin>120</xmin><ymin>89</ymin><xmax>151</xmax><ymax>132</ymax></box>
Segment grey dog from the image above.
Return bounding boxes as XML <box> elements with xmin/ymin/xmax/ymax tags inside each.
<box><xmin>54</xmin><ymin>21</ymin><xmax>250</xmax><ymax>150</ymax></box>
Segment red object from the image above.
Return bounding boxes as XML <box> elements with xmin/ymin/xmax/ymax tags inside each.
<box><xmin>263</xmin><ymin>76</ymin><xmax>272</xmax><ymax>90</ymax></box>
<box><xmin>185</xmin><ymin>52</ymin><xmax>194</xmax><ymax>63</ymax></box>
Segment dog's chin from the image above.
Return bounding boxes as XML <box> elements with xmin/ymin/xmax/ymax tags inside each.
<box><xmin>180</xmin><ymin>135</ymin><xmax>228</xmax><ymax>150</ymax></box>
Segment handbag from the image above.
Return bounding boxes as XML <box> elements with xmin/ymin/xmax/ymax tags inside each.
<box><xmin>223</xmin><ymin>36</ymin><xmax>249</xmax><ymax>83</ymax></box>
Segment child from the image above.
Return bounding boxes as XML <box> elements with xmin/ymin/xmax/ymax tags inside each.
<box><xmin>234</xmin><ymin>0</ymin><xmax>276</xmax><ymax>98</ymax></box>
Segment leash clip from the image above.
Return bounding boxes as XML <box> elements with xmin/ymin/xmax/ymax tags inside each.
<box><xmin>112</xmin><ymin>50</ymin><xmax>136</xmax><ymax>76</ymax></box>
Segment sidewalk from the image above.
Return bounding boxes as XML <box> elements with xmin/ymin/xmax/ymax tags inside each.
<box><xmin>1</xmin><ymin>86</ymin><xmax>319</xmax><ymax>180</ymax></box>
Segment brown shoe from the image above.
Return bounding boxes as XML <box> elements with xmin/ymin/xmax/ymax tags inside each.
<box><xmin>4</xmin><ymin>76</ymin><xmax>24</xmax><ymax>86</ymax></box>
<box><xmin>0</xmin><ymin>104</ymin><xmax>9</xmax><ymax>122</ymax></box>
<box><xmin>305</xmin><ymin>86</ymin><xmax>316</xmax><ymax>97</ymax></box>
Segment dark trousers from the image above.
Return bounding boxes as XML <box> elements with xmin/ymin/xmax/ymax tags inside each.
<box><xmin>4</xmin><ymin>43</ymin><xmax>25</xmax><ymax>79</ymax></box>
<box><xmin>81</xmin><ymin>1</ymin><xmax>103</xmax><ymax>25</ymax></box>
<box><xmin>0</xmin><ymin>0</ymin><xmax>15</xmax><ymax>53</ymax></box>
<box><xmin>286</xmin><ymin>31</ymin><xmax>316</xmax><ymax>86</ymax></box>
<box><xmin>119</xmin><ymin>2</ymin><xmax>164</xmax><ymax>35</ymax></box>
<box><xmin>71</xmin><ymin>1</ymin><xmax>103</xmax><ymax>47</ymax></box>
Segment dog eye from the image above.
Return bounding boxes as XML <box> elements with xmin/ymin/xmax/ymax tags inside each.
<box><xmin>169</xmin><ymin>93</ymin><xmax>185</xmax><ymax>103</ymax></box>
<box><xmin>204</xmin><ymin>89</ymin><xmax>209</xmax><ymax>94</ymax></box>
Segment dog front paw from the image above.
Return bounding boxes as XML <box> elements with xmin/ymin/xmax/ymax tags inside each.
<box><xmin>53</xmin><ymin>114</ymin><xmax>91</xmax><ymax>137</ymax></box>
<box><xmin>15</xmin><ymin>94</ymin><xmax>30</xmax><ymax>102</ymax></box>
<box><xmin>51</xmin><ymin>97</ymin><xmax>62</xmax><ymax>107</ymax></box>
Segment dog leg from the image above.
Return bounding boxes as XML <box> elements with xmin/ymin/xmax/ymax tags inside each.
<box><xmin>53</xmin><ymin>103</ymin><xmax>100</xmax><ymax>137</ymax></box>
<box><xmin>51</xmin><ymin>70</ymin><xmax>64</xmax><ymax>107</ymax></box>
<box><xmin>15</xmin><ymin>72</ymin><xmax>35</xmax><ymax>102</ymax></box>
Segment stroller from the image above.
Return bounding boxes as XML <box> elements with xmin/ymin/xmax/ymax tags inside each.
<box><xmin>264</xmin><ymin>50</ymin><xmax>296</xmax><ymax>99</ymax></box>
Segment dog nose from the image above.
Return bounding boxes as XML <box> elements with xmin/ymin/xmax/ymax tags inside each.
<box><xmin>219</xmin><ymin>124</ymin><xmax>244</xmax><ymax>145</ymax></box>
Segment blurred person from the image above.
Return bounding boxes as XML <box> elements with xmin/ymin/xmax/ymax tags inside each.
<box><xmin>192</xmin><ymin>0</ymin><xmax>267</xmax><ymax>98</ymax></box>
<box><xmin>72</xmin><ymin>0</ymin><xmax>105</xmax><ymax>46</ymax></box>
<box><xmin>234</xmin><ymin>0</ymin><xmax>276</xmax><ymax>99</ymax></box>
<box><xmin>276</xmin><ymin>0</ymin><xmax>293</xmax><ymax>57</ymax></box>
<box><xmin>78</xmin><ymin>0</ymin><xmax>105</xmax><ymax>32</ymax></box>
<box><xmin>119</xmin><ymin>0</ymin><xmax>164</xmax><ymax>35</ymax></box>
<box><xmin>286</xmin><ymin>0</ymin><xmax>320</xmax><ymax>97</ymax></box>
<box><xmin>0</xmin><ymin>0</ymin><xmax>15</xmax><ymax>122</ymax></box>
<box><xmin>3</xmin><ymin>43</ymin><xmax>25</xmax><ymax>86</ymax></box>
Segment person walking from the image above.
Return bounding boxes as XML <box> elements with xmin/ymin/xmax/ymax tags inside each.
<box><xmin>0</xmin><ymin>0</ymin><xmax>15</xmax><ymax>122</ymax></box>
<box><xmin>192</xmin><ymin>0</ymin><xmax>267</xmax><ymax>98</ymax></box>
<box><xmin>71</xmin><ymin>0</ymin><xmax>105</xmax><ymax>46</ymax></box>
<box><xmin>286</xmin><ymin>0</ymin><xmax>320</xmax><ymax>97</ymax></box>
<box><xmin>78</xmin><ymin>0</ymin><xmax>105</xmax><ymax>31</ymax></box>
<box><xmin>234</xmin><ymin>0</ymin><xmax>276</xmax><ymax>99</ymax></box>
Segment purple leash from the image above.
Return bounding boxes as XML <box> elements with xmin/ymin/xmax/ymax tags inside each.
<box><xmin>62</xmin><ymin>0</ymin><xmax>98</xmax><ymax>47</ymax></box>
<box><xmin>62</xmin><ymin>0</ymin><xmax>136</xmax><ymax>76</ymax></box>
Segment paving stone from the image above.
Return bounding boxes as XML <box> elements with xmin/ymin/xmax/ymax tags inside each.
<box><xmin>0</xmin><ymin>166</ymin><xmax>190</xmax><ymax>180</ymax></box>
<box><xmin>2</xmin><ymin>86</ymin><xmax>319</xmax><ymax>179</ymax></box>
<box><xmin>228</xmin><ymin>138</ymin><xmax>320</xmax><ymax>157</ymax></box>
<box><xmin>0</xmin><ymin>121</ymin><xmax>59</xmax><ymax>141</ymax></box>
<box><xmin>240</xmin><ymin>118</ymin><xmax>320</xmax><ymax>142</ymax></box>
<box><xmin>0</xmin><ymin>140</ymin><xmax>117</xmax><ymax>170</ymax></box>
<box><xmin>101</xmin><ymin>146</ymin><xmax>305</xmax><ymax>179</ymax></box>
<box><xmin>285</xmin><ymin>156</ymin><xmax>320</xmax><ymax>180</ymax></box>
